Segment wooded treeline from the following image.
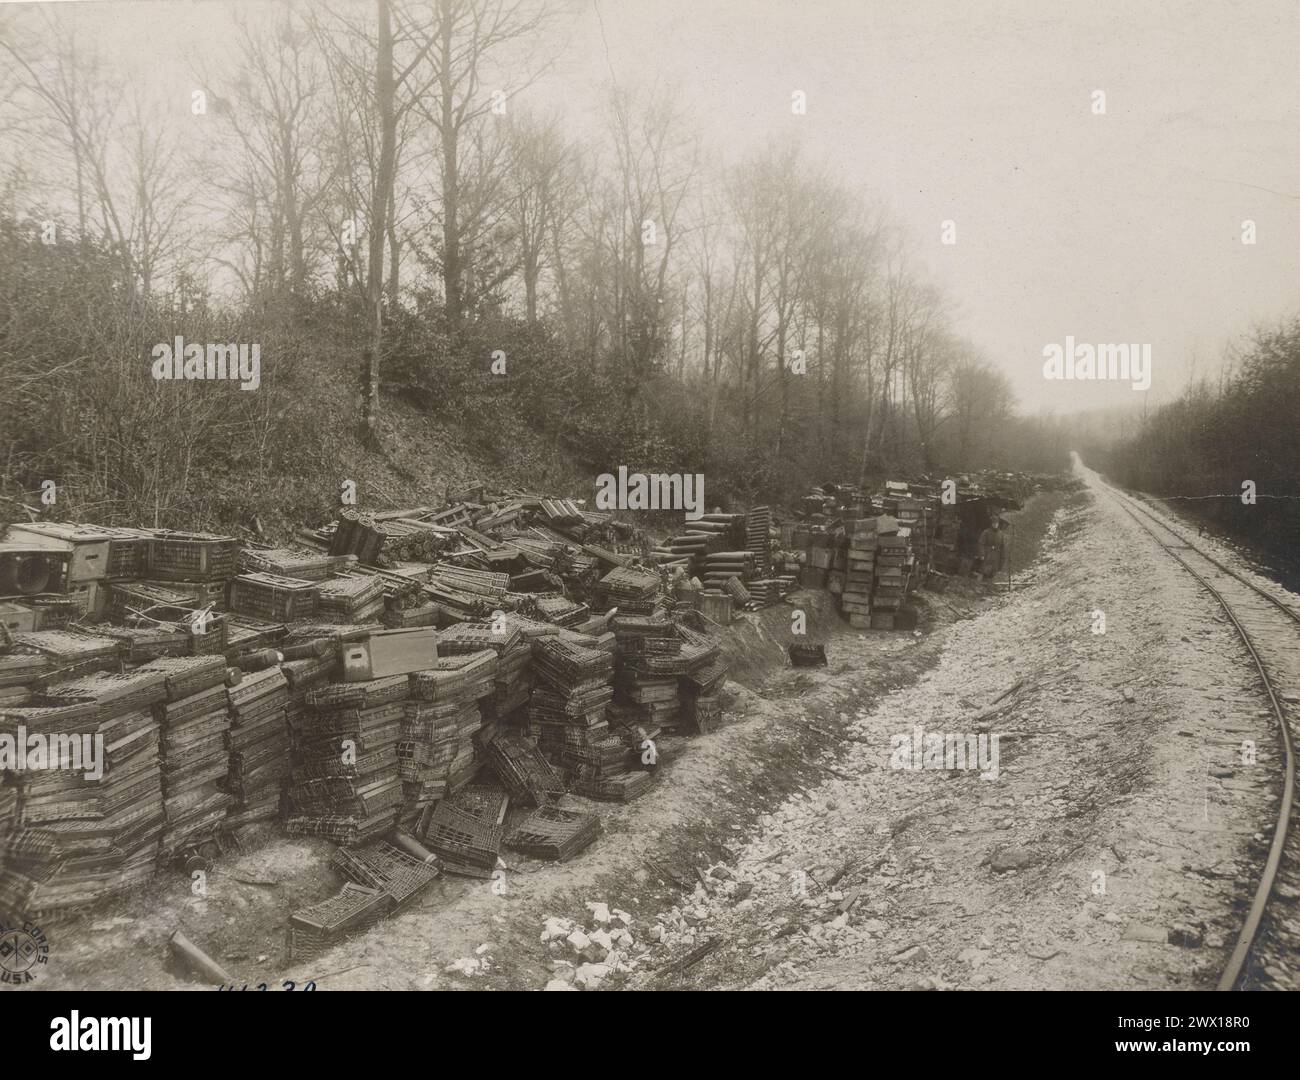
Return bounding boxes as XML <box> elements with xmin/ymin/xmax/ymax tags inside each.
<box><xmin>1101</xmin><ymin>319</ymin><xmax>1300</xmax><ymax>572</ymax></box>
<box><xmin>0</xmin><ymin>0</ymin><xmax>1069</xmax><ymax>532</ymax></box>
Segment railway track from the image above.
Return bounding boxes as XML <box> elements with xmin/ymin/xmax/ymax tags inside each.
<box><xmin>1095</xmin><ymin>472</ymin><xmax>1300</xmax><ymax>990</ymax></box>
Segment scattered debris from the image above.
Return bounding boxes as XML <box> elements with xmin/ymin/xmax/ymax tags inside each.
<box><xmin>787</xmin><ymin>644</ymin><xmax>827</xmax><ymax>667</ymax></box>
<box><xmin>1121</xmin><ymin>923</ymin><xmax>1168</xmax><ymax>944</ymax></box>
<box><xmin>169</xmin><ymin>929</ymin><xmax>235</xmax><ymax>985</ymax></box>
<box><xmin>988</xmin><ymin>847</ymin><xmax>1034</xmax><ymax>873</ymax></box>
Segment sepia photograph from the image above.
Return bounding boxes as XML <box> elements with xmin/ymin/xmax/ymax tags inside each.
<box><xmin>0</xmin><ymin>0</ymin><xmax>1297</xmax><ymax>1047</ymax></box>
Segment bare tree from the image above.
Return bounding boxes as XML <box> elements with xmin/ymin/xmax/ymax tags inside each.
<box><xmin>503</xmin><ymin>110</ymin><xmax>571</xmax><ymax>324</ymax></box>
<box><xmin>948</xmin><ymin>354</ymin><xmax>1015</xmax><ymax>464</ymax></box>
<box><xmin>2</xmin><ymin>15</ymin><xmax>120</xmax><ymax>258</ymax></box>
<box><xmin>123</xmin><ymin>96</ymin><xmax>191</xmax><ymax>299</ymax></box>
<box><xmin>603</xmin><ymin>84</ymin><xmax>696</xmax><ymax>395</ymax></box>
<box><xmin>727</xmin><ymin>147</ymin><xmax>778</xmax><ymax>436</ymax></box>
<box><xmin>3</xmin><ymin>17</ymin><xmax>196</xmax><ymax>303</ymax></box>
<box><xmin>310</xmin><ymin>0</ymin><xmax>440</xmax><ymax>439</ymax></box>
<box><xmin>409</xmin><ymin>0</ymin><xmax>556</xmax><ymax>331</ymax></box>
<box><xmin>204</xmin><ymin>9</ymin><xmax>334</xmax><ymax>301</ymax></box>
<box><xmin>906</xmin><ymin>318</ymin><xmax>956</xmax><ymax>470</ymax></box>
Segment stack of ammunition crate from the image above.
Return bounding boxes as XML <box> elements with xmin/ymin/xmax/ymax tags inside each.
<box><xmin>94</xmin><ymin>622</ymin><xmax>192</xmax><ymax>663</ymax></box>
<box><xmin>532</xmin><ymin>595</ymin><xmax>589</xmax><ymax>627</ymax></box>
<box><xmin>328</xmin><ymin>511</ymin><xmax>447</xmax><ymax>565</ymax></box>
<box><xmin>0</xmin><ymin>804</ymin><xmax>61</xmax><ymax>917</ymax></box>
<box><xmin>286</xmin><ymin>668</ymin><xmax>406</xmax><ymax>847</ymax></box>
<box><xmin>7</xmin><ymin>670</ymin><xmax>167</xmax><ymax>912</ymax></box>
<box><xmin>609</xmin><ymin>612</ymin><xmax>683</xmax><ymax>734</ymax></box>
<box><xmin>594</xmin><ymin>566</ymin><xmax>661</xmax><ymax>616</ymax></box>
<box><xmin>435</xmin><ymin>625</ymin><xmax>523</xmax><ymax>774</ymax></box>
<box><xmin>675</xmin><ymin>621</ymin><xmax>727</xmax><ymax>734</ymax></box>
<box><xmin>136</xmin><ymin>576</ymin><xmax>226</xmax><ymax>614</ymax></box>
<box><xmin>223</xmin><ymin>665</ymin><xmax>291</xmax><ymax>827</ymax></box>
<box><xmin>147</xmin><ymin>656</ymin><xmax>233</xmax><ymax>855</ymax></box>
<box><xmin>401</xmin><ymin>650</ymin><xmax>496</xmax><ymax>823</ymax></box>
<box><xmin>528</xmin><ymin>636</ymin><xmax>614</xmax><ymax>764</ymax></box>
<box><xmin>840</xmin><ymin>518</ymin><xmax>878</xmax><ymax>628</ymax></box>
<box><xmin>429</xmin><ymin>566</ymin><xmax>508</xmax><ymax>605</ymax></box>
<box><xmin>746</xmin><ymin>506</ymin><xmax>773</xmax><ymax>574</ymax></box>
<box><xmin>486</xmin><ymin>636</ymin><xmax>534</xmax><ymax>722</ymax></box>
<box><xmin>871</xmin><ymin>519</ymin><xmax>913</xmax><ymax>630</ymax></box>
<box><xmin>316</xmin><ymin>574</ymin><xmax>386</xmax><ymax>623</ymax></box>
<box><xmin>701</xmin><ymin>551</ymin><xmax>756</xmax><ymax>591</ymax></box>
<box><xmin>564</xmin><ymin>729</ymin><xmax>650</xmax><ymax>802</ymax></box>
<box><xmin>590</xmin><ymin>614</ymin><xmax>678</xmax><ymax>788</ymax></box>
<box><xmin>885</xmin><ymin>491</ymin><xmax>932</xmax><ymax>575</ymax></box>
<box><xmin>649</xmin><ymin>514</ymin><xmax>744</xmax><ymax>572</ymax></box>
<box><xmin>801</xmin><ymin>529</ymin><xmax>836</xmax><ymax>589</ymax></box>
<box><xmin>745</xmin><ymin>578</ymin><xmax>793</xmax><ymax>607</ymax></box>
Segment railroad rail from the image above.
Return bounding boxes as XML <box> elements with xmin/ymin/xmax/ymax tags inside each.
<box><xmin>1094</xmin><ymin>471</ymin><xmax>1299</xmax><ymax>990</ymax></box>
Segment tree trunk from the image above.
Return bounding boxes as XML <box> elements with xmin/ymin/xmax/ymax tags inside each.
<box><xmin>550</xmin><ymin>217</ymin><xmax>570</xmax><ymax>336</ymax></box>
<box><xmin>387</xmin><ymin>216</ymin><xmax>400</xmax><ymax>303</ymax></box>
<box><xmin>524</xmin><ymin>244</ymin><xmax>539</xmax><ymax>324</ymax></box>
<box><xmin>439</xmin><ymin>3</ymin><xmax>461</xmax><ymax>330</ymax></box>
<box><xmin>284</xmin><ymin>128</ymin><xmax>305</xmax><ymax>296</ymax></box>
<box><xmin>362</xmin><ymin>0</ymin><xmax>397</xmax><ymax>445</ymax></box>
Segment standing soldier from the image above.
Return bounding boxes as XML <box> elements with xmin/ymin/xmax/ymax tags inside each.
<box><xmin>977</xmin><ymin>515</ymin><xmax>1009</xmax><ymax>582</ymax></box>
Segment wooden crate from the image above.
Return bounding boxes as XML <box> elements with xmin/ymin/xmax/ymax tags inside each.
<box><xmin>696</xmin><ymin>591</ymin><xmax>732</xmax><ymax>626</ymax></box>
<box><xmin>95</xmin><ymin>526</ymin><xmax>155</xmax><ymax>578</ymax></box>
<box><xmin>798</xmin><ymin>566</ymin><xmax>827</xmax><ymax>589</ymax></box>
<box><xmin>6</xmin><ymin>523</ymin><xmax>110</xmax><ymax>582</ymax></box>
<box><xmin>341</xmin><ymin>627</ymin><xmax>439</xmax><ymax>682</ymax></box>
<box><xmin>64</xmin><ymin>580</ymin><xmax>108</xmax><ymax>620</ymax></box>
<box><xmin>142</xmin><ymin>578</ymin><xmax>228</xmax><ymax>611</ymax></box>
<box><xmin>229</xmin><ymin>572</ymin><xmax>318</xmax><ymax>622</ymax></box>
<box><xmin>0</xmin><ymin>542</ymin><xmax>69</xmax><ymax>596</ymax></box>
<box><xmin>0</xmin><ymin>602</ymin><xmax>37</xmax><ymax>634</ymax></box>
<box><xmin>108</xmin><ymin>580</ymin><xmax>194</xmax><ymax>622</ymax></box>
<box><xmin>148</xmin><ymin>531</ymin><xmax>239</xmax><ymax>581</ymax></box>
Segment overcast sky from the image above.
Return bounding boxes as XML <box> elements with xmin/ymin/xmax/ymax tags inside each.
<box><xmin>10</xmin><ymin>0</ymin><xmax>1300</xmax><ymax>415</ymax></box>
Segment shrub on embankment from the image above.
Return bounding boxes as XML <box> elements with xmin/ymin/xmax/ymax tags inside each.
<box><xmin>0</xmin><ymin>215</ymin><xmax>1076</xmax><ymax>538</ymax></box>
